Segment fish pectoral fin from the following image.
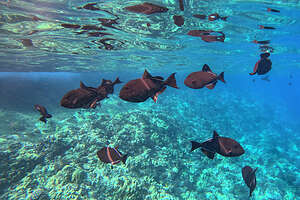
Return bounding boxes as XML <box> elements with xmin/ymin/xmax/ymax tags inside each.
<box><xmin>201</xmin><ymin>148</ymin><xmax>215</xmax><ymax>159</ymax></box>
<box><xmin>151</xmin><ymin>95</ymin><xmax>158</xmax><ymax>103</ymax></box>
<box><xmin>152</xmin><ymin>87</ymin><xmax>167</xmax><ymax>103</ymax></box>
<box><xmin>206</xmin><ymin>82</ymin><xmax>216</xmax><ymax>89</ymax></box>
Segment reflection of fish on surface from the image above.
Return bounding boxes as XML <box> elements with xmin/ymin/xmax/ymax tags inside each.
<box><xmin>119</xmin><ymin>70</ymin><xmax>178</xmax><ymax>103</ymax></box>
<box><xmin>125</xmin><ymin>2</ymin><xmax>168</xmax><ymax>15</ymax></box>
<box><xmin>249</xmin><ymin>53</ymin><xmax>272</xmax><ymax>75</ymax></box>
<box><xmin>208</xmin><ymin>13</ymin><xmax>228</xmax><ymax>21</ymax></box>
<box><xmin>184</xmin><ymin>64</ymin><xmax>225</xmax><ymax>90</ymax></box>
<box><xmin>188</xmin><ymin>30</ymin><xmax>225</xmax><ymax>42</ymax></box>
<box><xmin>253</xmin><ymin>40</ymin><xmax>270</xmax><ymax>45</ymax></box>
<box><xmin>173</xmin><ymin>15</ymin><xmax>184</xmax><ymax>27</ymax></box>
<box><xmin>34</xmin><ymin>105</ymin><xmax>52</xmax><ymax>123</ymax></box>
<box><xmin>259</xmin><ymin>25</ymin><xmax>275</xmax><ymax>30</ymax></box>
<box><xmin>261</xmin><ymin>75</ymin><xmax>270</xmax><ymax>82</ymax></box>
<box><xmin>61</xmin><ymin>78</ymin><xmax>121</xmax><ymax>109</ymax></box>
<box><xmin>242</xmin><ymin>166</ymin><xmax>258</xmax><ymax>197</ymax></box>
<box><xmin>267</xmin><ymin>8</ymin><xmax>280</xmax><ymax>12</ymax></box>
<box><xmin>190</xmin><ymin>130</ymin><xmax>245</xmax><ymax>159</ymax></box>
<box><xmin>97</xmin><ymin>146</ymin><xmax>128</xmax><ymax>166</ymax></box>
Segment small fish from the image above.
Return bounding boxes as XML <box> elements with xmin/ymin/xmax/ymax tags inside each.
<box><xmin>61</xmin><ymin>24</ymin><xmax>81</xmax><ymax>29</ymax></box>
<box><xmin>178</xmin><ymin>0</ymin><xmax>184</xmax><ymax>11</ymax></box>
<box><xmin>34</xmin><ymin>105</ymin><xmax>52</xmax><ymax>123</ymax></box>
<box><xmin>259</xmin><ymin>25</ymin><xmax>275</xmax><ymax>29</ymax></box>
<box><xmin>190</xmin><ymin>130</ymin><xmax>245</xmax><ymax>159</ymax></box>
<box><xmin>249</xmin><ymin>53</ymin><xmax>272</xmax><ymax>75</ymax></box>
<box><xmin>242</xmin><ymin>166</ymin><xmax>258</xmax><ymax>197</ymax></box>
<box><xmin>253</xmin><ymin>40</ymin><xmax>270</xmax><ymax>44</ymax></box>
<box><xmin>267</xmin><ymin>8</ymin><xmax>280</xmax><ymax>12</ymax></box>
<box><xmin>61</xmin><ymin>78</ymin><xmax>121</xmax><ymax>109</ymax></box>
<box><xmin>261</xmin><ymin>75</ymin><xmax>270</xmax><ymax>82</ymax></box>
<box><xmin>208</xmin><ymin>13</ymin><xmax>227</xmax><ymax>21</ymax></box>
<box><xmin>193</xmin><ymin>14</ymin><xmax>207</xmax><ymax>19</ymax></box>
<box><xmin>21</xmin><ymin>39</ymin><xmax>33</xmax><ymax>47</ymax></box>
<box><xmin>97</xmin><ymin>146</ymin><xmax>128</xmax><ymax>166</ymax></box>
<box><xmin>119</xmin><ymin>70</ymin><xmax>178</xmax><ymax>103</ymax></box>
<box><xmin>184</xmin><ymin>64</ymin><xmax>225</xmax><ymax>90</ymax></box>
<box><xmin>77</xmin><ymin>3</ymin><xmax>100</xmax><ymax>11</ymax></box>
<box><xmin>173</xmin><ymin>15</ymin><xmax>184</xmax><ymax>27</ymax></box>
<box><xmin>187</xmin><ymin>30</ymin><xmax>225</xmax><ymax>42</ymax></box>
<box><xmin>146</xmin><ymin>23</ymin><xmax>151</xmax><ymax>27</ymax></box>
<box><xmin>125</xmin><ymin>2</ymin><xmax>168</xmax><ymax>15</ymax></box>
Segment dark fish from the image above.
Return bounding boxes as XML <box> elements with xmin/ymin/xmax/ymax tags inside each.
<box><xmin>119</xmin><ymin>70</ymin><xmax>178</xmax><ymax>103</ymax></box>
<box><xmin>61</xmin><ymin>78</ymin><xmax>122</xmax><ymax>109</ymax></box>
<box><xmin>21</xmin><ymin>39</ymin><xmax>33</xmax><ymax>47</ymax></box>
<box><xmin>77</xmin><ymin>3</ymin><xmax>100</xmax><ymax>11</ymax></box>
<box><xmin>146</xmin><ymin>23</ymin><xmax>151</xmax><ymax>27</ymax></box>
<box><xmin>125</xmin><ymin>2</ymin><xmax>168</xmax><ymax>15</ymax></box>
<box><xmin>261</xmin><ymin>75</ymin><xmax>270</xmax><ymax>82</ymax></box>
<box><xmin>259</xmin><ymin>25</ymin><xmax>275</xmax><ymax>29</ymax></box>
<box><xmin>249</xmin><ymin>53</ymin><xmax>272</xmax><ymax>75</ymax></box>
<box><xmin>187</xmin><ymin>30</ymin><xmax>225</xmax><ymax>42</ymax></box>
<box><xmin>193</xmin><ymin>14</ymin><xmax>207</xmax><ymax>19</ymax></box>
<box><xmin>184</xmin><ymin>64</ymin><xmax>225</xmax><ymax>90</ymax></box>
<box><xmin>253</xmin><ymin>40</ymin><xmax>270</xmax><ymax>44</ymax></box>
<box><xmin>88</xmin><ymin>32</ymin><xmax>112</xmax><ymax>37</ymax></box>
<box><xmin>267</xmin><ymin>8</ymin><xmax>280</xmax><ymax>12</ymax></box>
<box><xmin>190</xmin><ymin>130</ymin><xmax>245</xmax><ymax>159</ymax></box>
<box><xmin>178</xmin><ymin>0</ymin><xmax>184</xmax><ymax>11</ymax></box>
<box><xmin>99</xmin><ymin>38</ymin><xmax>116</xmax><ymax>50</ymax></box>
<box><xmin>61</xmin><ymin>24</ymin><xmax>81</xmax><ymax>29</ymax></box>
<box><xmin>173</xmin><ymin>15</ymin><xmax>184</xmax><ymax>27</ymax></box>
<box><xmin>81</xmin><ymin>25</ymin><xmax>105</xmax><ymax>31</ymax></box>
<box><xmin>34</xmin><ymin>104</ymin><xmax>52</xmax><ymax>123</ymax></box>
<box><xmin>208</xmin><ymin>13</ymin><xmax>227</xmax><ymax>21</ymax></box>
<box><xmin>97</xmin><ymin>146</ymin><xmax>128</xmax><ymax>165</ymax></box>
<box><xmin>242</xmin><ymin>166</ymin><xmax>258</xmax><ymax>197</ymax></box>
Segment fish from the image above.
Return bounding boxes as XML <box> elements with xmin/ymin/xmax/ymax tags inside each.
<box><xmin>242</xmin><ymin>166</ymin><xmax>258</xmax><ymax>197</ymax></box>
<box><xmin>178</xmin><ymin>0</ymin><xmax>184</xmax><ymax>11</ymax></box>
<box><xmin>208</xmin><ymin>13</ymin><xmax>227</xmax><ymax>21</ymax></box>
<box><xmin>97</xmin><ymin>146</ymin><xmax>128</xmax><ymax>165</ymax></box>
<box><xmin>249</xmin><ymin>53</ymin><xmax>272</xmax><ymax>75</ymax></box>
<box><xmin>253</xmin><ymin>40</ymin><xmax>270</xmax><ymax>44</ymax></box>
<box><xmin>61</xmin><ymin>78</ymin><xmax>121</xmax><ymax>109</ymax></box>
<box><xmin>119</xmin><ymin>70</ymin><xmax>178</xmax><ymax>103</ymax></box>
<box><xmin>193</xmin><ymin>14</ymin><xmax>207</xmax><ymax>19</ymax></box>
<box><xmin>34</xmin><ymin>105</ymin><xmax>52</xmax><ymax>123</ymax></box>
<box><xmin>81</xmin><ymin>25</ymin><xmax>105</xmax><ymax>31</ymax></box>
<box><xmin>190</xmin><ymin>130</ymin><xmax>245</xmax><ymax>159</ymax></box>
<box><xmin>259</xmin><ymin>25</ymin><xmax>275</xmax><ymax>30</ymax></box>
<box><xmin>21</xmin><ymin>39</ymin><xmax>33</xmax><ymax>47</ymax></box>
<box><xmin>267</xmin><ymin>8</ymin><xmax>280</xmax><ymax>12</ymax></box>
<box><xmin>187</xmin><ymin>30</ymin><xmax>225</xmax><ymax>42</ymax></box>
<box><xmin>61</xmin><ymin>24</ymin><xmax>81</xmax><ymax>29</ymax></box>
<box><xmin>77</xmin><ymin>3</ymin><xmax>100</xmax><ymax>11</ymax></box>
<box><xmin>184</xmin><ymin>64</ymin><xmax>225</xmax><ymax>90</ymax></box>
<box><xmin>125</xmin><ymin>2</ymin><xmax>168</xmax><ymax>15</ymax></box>
<box><xmin>173</xmin><ymin>15</ymin><xmax>184</xmax><ymax>27</ymax></box>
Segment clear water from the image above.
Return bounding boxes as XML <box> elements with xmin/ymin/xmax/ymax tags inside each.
<box><xmin>0</xmin><ymin>0</ymin><xmax>299</xmax><ymax>200</ymax></box>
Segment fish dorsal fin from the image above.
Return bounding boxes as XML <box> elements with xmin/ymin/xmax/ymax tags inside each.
<box><xmin>143</xmin><ymin>69</ymin><xmax>152</xmax><ymax>79</ymax></box>
<box><xmin>202</xmin><ymin>64</ymin><xmax>212</xmax><ymax>72</ymax></box>
<box><xmin>213</xmin><ymin>130</ymin><xmax>219</xmax><ymax>139</ymax></box>
<box><xmin>80</xmin><ymin>81</ymin><xmax>88</xmax><ymax>89</ymax></box>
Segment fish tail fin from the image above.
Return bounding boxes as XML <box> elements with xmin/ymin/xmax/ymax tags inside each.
<box><xmin>122</xmin><ymin>154</ymin><xmax>128</xmax><ymax>164</ymax></box>
<box><xmin>164</xmin><ymin>73</ymin><xmax>178</xmax><ymax>88</ymax></box>
<box><xmin>39</xmin><ymin>117</ymin><xmax>47</xmax><ymax>123</ymax></box>
<box><xmin>218</xmin><ymin>72</ymin><xmax>225</xmax><ymax>83</ymax></box>
<box><xmin>113</xmin><ymin>77</ymin><xmax>122</xmax><ymax>85</ymax></box>
<box><xmin>190</xmin><ymin>141</ymin><xmax>202</xmax><ymax>152</ymax></box>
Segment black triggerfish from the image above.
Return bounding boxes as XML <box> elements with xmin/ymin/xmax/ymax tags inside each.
<box><xmin>97</xmin><ymin>146</ymin><xmax>128</xmax><ymax>165</ymax></box>
<box><xmin>242</xmin><ymin>166</ymin><xmax>258</xmax><ymax>197</ymax></box>
<box><xmin>184</xmin><ymin>64</ymin><xmax>225</xmax><ymax>90</ymax></box>
<box><xmin>119</xmin><ymin>70</ymin><xmax>178</xmax><ymax>103</ymax></box>
<box><xmin>249</xmin><ymin>53</ymin><xmax>272</xmax><ymax>75</ymax></box>
<box><xmin>34</xmin><ymin>104</ymin><xmax>52</xmax><ymax>123</ymax></box>
<box><xmin>190</xmin><ymin>130</ymin><xmax>245</xmax><ymax>159</ymax></box>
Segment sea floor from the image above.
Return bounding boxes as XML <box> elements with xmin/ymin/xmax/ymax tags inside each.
<box><xmin>0</xmin><ymin>89</ymin><xmax>299</xmax><ymax>200</ymax></box>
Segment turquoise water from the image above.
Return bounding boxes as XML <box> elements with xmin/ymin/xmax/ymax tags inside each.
<box><xmin>0</xmin><ymin>0</ymin><xmax>299</xmax><ymax>200</ymax></box>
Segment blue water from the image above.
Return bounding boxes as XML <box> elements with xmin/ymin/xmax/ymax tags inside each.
<box><xmin>0</xmin><ymin>0</ymin><xmax>299</xmax><ymax>200</ymax></box>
